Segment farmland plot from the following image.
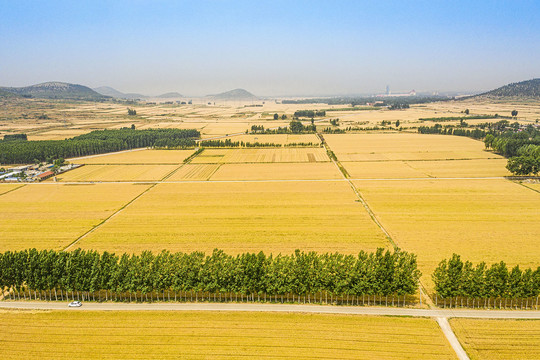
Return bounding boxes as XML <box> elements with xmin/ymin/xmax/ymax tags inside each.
<box><xmin>191</xmin><ymin>148</ymin><xmax>329</xmax><ymax>163</ymax></box>
<box><xmin>0</xmin><ymin>184</ymin><xmax>24</xmax><ymax>196</ymax></box>
<box><xmin>0</xmin><ymin>183</ymin><xmax>150</xmax><ymax>251</ymax></box>
<box><xmin>451</xmin><ymin>319</ymin><xmax>540</xmax><ymax>360</ymax></box>
<box><xmin>210</xmin><ymin>162</ymin><xmax>342</xmax><ymax>180</ymax></box>
<box><xmin>353</xmin><ymin>179</ymin><xmax>540</xmax><ymax>291</ymax></box>
<box><xmin>325</xmin><ymin>133</ymin><xmax>500</xmax><ymax>161</ymax></box>
<box><xmin>79</xmin><ymin>181</ymin><xmax>389</xmax><ymax>254</ymax></box>
<box><xmin>56</xmin><ymin>164</ymin><xmax>177</xmax><ymax>182</ymax></box>
<box><xmin>71</xmin><ymin>149</ymin><xmax>195</xmax><ymax>164</ymax></box>
<box><xmin>0</xmin><ymin>311</ymin><xmax>457</xmax><ymax>360</ymax></box>
<box><xmin>166</xmin><ymin>164</ymin><xmax>220</xmax><ymax>181</ymax></box>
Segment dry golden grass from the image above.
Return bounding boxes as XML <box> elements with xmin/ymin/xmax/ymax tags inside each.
<box><xmin>55</xmin><ymin>164</ymin><xmax>178</xmax><ymax>182</ymax></box>
<box><xmin>0</xmin><ymin>183</ymin><xmax>150</xmax><ymax>251</ymax></box>
<box><xmin>450</xmin><ymin>318</ymin><xmax>540</xmax><ymax>360</ymax></box>
<box><xmin>192</xmin><ymin>148</ymin><xmax>329</xmax><ymax>164</ymax></box>
<box><xmin>0</xmin><ymin>310</ymin><xmax>456</xmax><ymax>360</ymax></box>
<box><xmin>353</xmin><ymin>179</ymin><xmax>540</xmax><ymax>292</ymax></box>
<box><xmin>71</xmin><ymin>149</ymin><xmax>195</xmax><ymax>164</ymax></box>
<box><xmin>325</xmin><ymin>134</ymin><xmax>501</xmax><ymax>161</ymax></box>
<box><xmin>79</xmin><ymin>181</ymin><xmax>389</xmax><ymax>254</ymax></box>
<box><xmin>166</xmin><ymin>164</ymin><xmax>220</xmax><ymax>181</ymax></box>
<box><xmin>210</xmin><ymin>162</ymin><xmax>342</xmax><ymax>180</ymax></box>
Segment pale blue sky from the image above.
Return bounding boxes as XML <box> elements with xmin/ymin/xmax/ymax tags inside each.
<box><xmin>1</xmin><ymin>0</ymin><xmax>539</xmax><ymax>96</ymax></box>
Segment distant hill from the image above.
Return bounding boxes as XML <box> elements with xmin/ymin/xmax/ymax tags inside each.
<box><xmin>157</xmin><ymin>92</ymin><xmax>183</xmax><ymax>98</ymax></box>
<box><xmin>0</xmin><ymin>89</ymin><xmax>20</xmax><ymax>98</ymax></box>
<box><xmin>474</xmin><ymin>78</ymin><xmax>540</xmax><ymax>99</ymax></box>
<box><xmin>0</xmin><ymin>82</ymin><xmax>108</xmax><ymax>101</ymax></box>
<box><xmin>207</xmin><ymin>88</ymin><xmax>257</xmax><ymax>100</ymax></box>
<box><xmin>93</xmin><ymin>86</ymin><xmax>147</xmax><ymax>100</ymax></box>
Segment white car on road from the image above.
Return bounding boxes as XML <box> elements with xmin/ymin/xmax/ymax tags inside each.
<box><xmin>68</xmin><ymin>301</ymin><xmax>82</xmax><ymax>307</ymax></box>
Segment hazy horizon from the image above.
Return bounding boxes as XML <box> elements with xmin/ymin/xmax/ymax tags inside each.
<box><xmin>2</xmin><ymin>0</ymin><xmax>539</xmax><ymax>97</ymax></box>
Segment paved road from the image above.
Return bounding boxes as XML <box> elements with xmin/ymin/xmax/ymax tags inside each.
<box><xmin>1</xmin><ymin>301</ymin><xmax>539</xmax><ymax>319</ymax></box>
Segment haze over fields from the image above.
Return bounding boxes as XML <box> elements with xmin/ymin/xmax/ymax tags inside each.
<box><xmin>1</xmin><ymin>1</ymin><xmax>539</xmax><ymax>96</ymax></box>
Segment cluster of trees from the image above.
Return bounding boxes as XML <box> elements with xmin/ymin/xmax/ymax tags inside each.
<box><xmin>418</xmin><ymin>125</ymin><xmax>486</xmax><ymax>139</ymax></box>
<box><xmin>153</xmin><ymin>138</ymin><xmax>197</xmax><ymax>149</ymax></box>
<box><xmin>289</xmin><ymin>120</ymin><xmax>316</xmax><ymax>133</ymax></box>
<box><xmin>0</xmin><ymin>248</ymin><xmax>421</xmax><ymax>296</ymax></box>
<box><xmin>273</xmin><ymin>113</ymin><xmax>287</xmax><ymax>120</ymax></box>
<box><xmin>293</xmin><ymin>110</ymin><xmax>326</xmax><ymax>118</ymax></box>
<box><xmin>0</xmin><ymin>128</ymin><xmax>200</xmax><ymax>164</ymax></box>
<box><xmin>432</xmin><ymin>254</ymin><xmax>540</xmax><ymax>299</ymax></box>
<box><xmin>388</xmin><ymin>104</ymin><xmax>409</xmax><ymax>110</ymax></box>
<box><xmin>3</xmin><ymin>134</ymin><xmax>28</xmax><ymax>141</ymax></box>
<box><xmin>127</xmin><ymin>108</ymin><xmax>137</xmax><ymax>116</ymax></box>
<box><xmin>485</xmin><ymin>127</ymin><xmax>540</xmax><ymax>175</ymax></box>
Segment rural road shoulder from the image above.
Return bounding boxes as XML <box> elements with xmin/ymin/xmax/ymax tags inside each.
<box><xmin>1</xmin><ymin>301</ymin><xmax>540</xmax><ymax>319</ymax></box>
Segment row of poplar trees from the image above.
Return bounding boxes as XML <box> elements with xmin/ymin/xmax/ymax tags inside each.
<box><xmin>0</xmin><ymin>128</ymin><xmax>200</xmax><ymax>164</ymax></box>
<box><xmin>432</xmin><ymin>254</ymin><xmax>540</xmax><ymax>299</ymax></box>
<box><xmin>0</xmin><ymin>248</ymin><xmax>420</xmax><ymax>296</ymax></box>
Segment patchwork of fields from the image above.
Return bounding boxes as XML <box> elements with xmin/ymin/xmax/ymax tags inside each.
<box><xmin>0</xmin><ymin>310</ymin><xmax>457</xmax><ymax>360</ymax></box>
<box><xmin>450</xmin><ymin>319</ymin><xmax>540</xmax><ymax>360</ymax></box>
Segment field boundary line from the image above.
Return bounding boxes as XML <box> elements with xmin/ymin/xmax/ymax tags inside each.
<box><xmin>62</xmin><ymin>183</ymin><xmax>157</xmax><ymax>251</ymax></box>
<box><xmin>0</xmin><ymin>184</ymin><xmax>26</xmax><ymax>197</ymax></box>
<box><xmin>318</xmin><ymin>133</ymin><xmax>396</xmax><ymax>247</ymax></box>
<box><xmin>514</xmin><ymin>181</ymin><xmax>540</xmax><ymax>195</ymax></box>
<box><xmin>437</xmin><ymin>317</ymin><xmax>470</xmax><ymax>360</ymax></box>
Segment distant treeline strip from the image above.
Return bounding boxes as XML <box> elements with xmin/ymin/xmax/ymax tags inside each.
<box><xmin>417</xmin><ymin>125</ymin><xmax>487</xmax><ymax>139</ymax></box>
<box><xmin>197</xmin><ymin>139</ymin><xmax>318</xmax><ymax>148</ymax></box>
<box><xmin>0</xmin><ymin>129</ymin><xmax>200</xmax><ymax>164</ymax></box>
<box><xmin>0</xmin><ymin>248</ymin><xmax>420</xmax><ymax>296</ymax></box>
<box><xmin>419</xmin><ymin>115</ymin><xmax>506</xmax><ymax>122</ymax></box>
<box><xmin>433</xmin><ymin>254</ymin><xmax>540</xmax><ymax>299</ymax></box>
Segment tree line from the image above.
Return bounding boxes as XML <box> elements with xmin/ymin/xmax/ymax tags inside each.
<box><xmin>417</xmin><ymin>125</ymin><xmax>487</xmax><ymax>139</ymax></box>
<box><xmin>198</xmin><ymin>139</ymin><xmax>317</xmax><ymax>148</ymax></box>
<box><xmin>294</xmin><ymin>110</ymin><xmax>326</xmax><ymax>118</ymax></box>
<box><xmin>0</xmin><ymin>248</ymin><xmax>421</xmax><ymax>297</ymax></box>
<box><xmin>484</xmin><ymin>126</ymin><xmax>540</xmax><ymax>175</ymax></box>
<box><xmin>432</xmin><ymin>254</ymin><xmax>540</xmax><ymax>299</ymax></box>
<box><xmin>0</xmin><ymin>128</ymin><xmax>200</xmax><ymax>164</ymax></box>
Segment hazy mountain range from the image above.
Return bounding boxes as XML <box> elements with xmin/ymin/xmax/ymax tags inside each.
<box><xmin>1</xmin><ymin>79</ymin><xmax>539</xmax><ymax>101</ymax></box>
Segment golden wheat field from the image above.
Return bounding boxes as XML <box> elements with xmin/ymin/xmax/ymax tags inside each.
<box><xmin>210</xmin><ymin>162</ymin><xmax>342</xmax><ymax>180</ymax></box>
<box><xmin>71</xmin><ymin>149</ymin><xmax>195</xmax><ymax>164</ymax></box>
<box><xmin>0</xmin><ymin>183</ymin><xmax>24</xmax><ymax>195</ymax></box>
<box><xmin>0</xmin><ymin>310</ymin><xmax>457</xmax><ymax>360</ymax></box>
<box><xmin>352</xmin><ymin>179</ymin><xmax>540</xmax><ymax>292</ymax></box>
<box><xmin>450</xmin><ymin>319</ymin><xmax>540</xmax><ymax>360</ymax></box>
<box><xmin>0</xmin><ymin>183</ymin><xmax>150</xmax><ymax>251</ymax></box>
<box><xmin>324</xmin><ymin>133</ymin><xmax>500</xmax><ymax>161</ymax></box>
<box><xmin>77</xmin><ymin>181</ymin><xmax>389</xmax><ymax>254</ymax></box>
<box><xmin>191</xmin><ymin>147</ymin><xmax>329</xmax><ymax>164</ymax></box>
<box><xmin>166</xmin><ymin>164</ymin><xmax>221</xmax><ymax>181</ymax></box>
<box><xmin>55</xmin><ymin>164</ymin><xmax>178</xmax><ymax>182</ymax></box>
